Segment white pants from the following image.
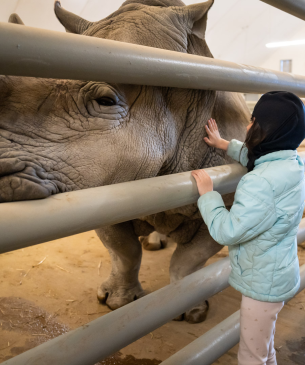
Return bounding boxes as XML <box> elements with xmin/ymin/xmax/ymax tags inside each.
<box><xmin>238</xmin><ymin>295</ymin><xmax>284</xmax><ymax>365</ymax></box>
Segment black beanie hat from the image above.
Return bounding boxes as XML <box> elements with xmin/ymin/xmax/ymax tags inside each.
<box><xmin>247</xmin><ymin>91</ymin><xmax>305</xmax><ymax>171</ymax></box>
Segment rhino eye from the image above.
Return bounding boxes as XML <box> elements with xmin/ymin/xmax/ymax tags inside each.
<box><xmin>96</xmin><ymin>97</ymin><xmax>116</xmax><ymax>106</ymax></box>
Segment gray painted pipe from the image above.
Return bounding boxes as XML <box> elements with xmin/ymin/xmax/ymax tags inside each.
<box><xmin>160</xmin><ymin>264</ymin><xmax>305</xmax><ymax>365</ymax></box>
<box><xmin>261</xmin><ymin>0</ymin><xmax>305</xmax><ymax>21</ymax></box>
<box><xmin>0</xmin><ymin>163</ymin><xmax>247</xmax><ymax>253</ymax></box>
<box><xmin>2</xmin><ymin>22</ymin><xmax>305</xmax><ymax>95</ymax></box>
<box><xmin>1</xmin><ymin>152</ymin><xmax>305</xmax><ymax>253</ymax></box>
<box><xmin>161</xmin><ymin>311</ymin><xmax>240</xmax><ymax>365</ymax></box>
<box><xmin>1</xmin><ymin>153</ymin><xmax>305</xmax><ymax>254</ymax></box>
<box><xmin>2</xmin><ymin>257</ymin><xmax>231</xmax><ymax>365</ymax></box>
<box><xmin>3</xmin><ymin>222</ymin><xmax>305</xmax><ymax>365</ymax></box>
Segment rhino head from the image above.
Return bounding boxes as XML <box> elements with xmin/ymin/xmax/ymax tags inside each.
<box><xmin>0</xmin><ymin>0</ymin><xmax>248</xmax><ymax>203</ymax></box>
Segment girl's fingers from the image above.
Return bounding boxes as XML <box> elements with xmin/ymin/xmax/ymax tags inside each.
<box><xmin>192</xmin><ymin>169</ymin><xmax>211</xmax><ymax>183</ymax></box>
<box><xmin>205</xmin><ymin>125</ymin><xmax>212</xmax><ymax>136</ymax></box>
<box><xmin>213</xmin><ymin>119</ymin><xmax>218</xmax><ymax>132</ymax></box>
<box><xmin>212</xmin><ymin>119</ymin><xmax>217</xmax><ymax>130</ymax></box>
<box><xmin>208</xmin><ymin>120</ymin><xmax>214</xmax><ymax>132</ymax></box>
<box><xmin>202</xmin><ymin>170</ymin><xmax>210</xmax><ymax>178</ymax></box>
<box><xmin>192</xmin><ymin>170</ymin><xmax>202</xmax><ymax>178</ymax></box>
<box><xmin>204</xmin><ymin>137</ymin><xmax>212</xmax><ymax>146</ymax></box>
<box><xmin>191</xmin><ymin>171</ymin><xmax>200</xmax><ymax>182</ymax></box>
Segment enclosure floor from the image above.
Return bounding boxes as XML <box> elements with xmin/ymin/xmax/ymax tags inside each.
<box><xmin>0</xmin><ymin>230</ymin><xmax>305</xmax><ymax>364</ymax></box>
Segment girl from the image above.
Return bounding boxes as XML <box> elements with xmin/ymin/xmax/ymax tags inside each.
<box><xmin>192</xmin><ymin>91</ymin><xmax>305</xmax><ymax>365</ymax></box>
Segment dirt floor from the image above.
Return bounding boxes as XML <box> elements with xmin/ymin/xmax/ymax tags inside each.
<box><xmin>0</xmin><ymin>231</ymin><xmax>305</xmax><ymax>365</ymax></box>
<box><xmin>1</xmin><ymin>147</ymin><xmax>305</xmax><ymax>364</ymax></box>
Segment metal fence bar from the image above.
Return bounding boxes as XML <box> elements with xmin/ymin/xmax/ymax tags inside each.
<box><xmin>3</xmin><ymin>221</ymin><xmax>305</xmax><ymax>365</ymax></box>
<box><xmin>161</xmin><ymin>311</ymin><xmax>240</xmax><ymax>365</ymax></box>
<box><xmin>261</xmin><ymin>0</ymin><xmax>305</xmax><ymax>21</ymax></box>
<box><xmin>2</xmin><ymin>22</ymin><xmax>305</xmax><ymax>96</ymax></box>
<box><xmin>0</xmin><ymin>163</ymin><xmax>246</xmax><ymax>253</ymax></box>
<box><xmin>160</xmin><ymin>263</ymin><xmax>305</xmax><ymax>365</ymax></box>
<box><xmin>2</xmin><ymin>257</ymin><xmax>231</xmax><ymax>365</ymax></box>
<box><xmin>1</xmin><ymin>152</ymin><xmax>305</xmax><ymax>253</ymax></box>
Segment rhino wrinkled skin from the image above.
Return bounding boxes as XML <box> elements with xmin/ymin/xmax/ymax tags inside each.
<box><xmin>1</xmin><ymin>0</ymin><xmax>250</xmax><ymax>323</ymax></box>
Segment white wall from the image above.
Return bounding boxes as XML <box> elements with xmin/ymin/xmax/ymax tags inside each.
<box><xmin>260</xmin><ymin>25</ymin><xmax>305</xmax><ymax>75</ymax></box>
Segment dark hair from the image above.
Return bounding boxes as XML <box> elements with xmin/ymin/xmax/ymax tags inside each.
<box><xmin>243</xmin><ymin>91</ymin><xmax>305</xmax><ymax>172</ymax></box>
<box><xmin>244</xmin><ymin>117</ymin><xmax>268</xmax><ymax>172</ymax></box>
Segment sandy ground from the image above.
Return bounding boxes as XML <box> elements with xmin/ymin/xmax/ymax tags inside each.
<box><xmin>1</xmin><ymin>146</ymin><xmax>305</xmax><ymax>364</ymax></box>
<box><xmin>0</xmin><ymin>231</ymin><xmax>305</xmax><ymax>365</ymax></box>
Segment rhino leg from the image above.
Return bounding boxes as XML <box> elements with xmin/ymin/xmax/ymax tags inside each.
<box><xmin>170</xmin><ymin>223</ymin><xmax>222</xmax><ymax>324</ymax></box>
<box><xmin>139</xmin><ymin>231</ymin><xmax>168</xmax><ymax>251</ymax></box>
<box><xmin>95</xmin><ymin>222</ymin><xmax>145</xmax><ymax>310</ymax></box>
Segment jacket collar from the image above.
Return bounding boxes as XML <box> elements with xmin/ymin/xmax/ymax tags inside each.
<box><xmin>255</xmin><ymin>150</ymin><xmax>297</xmax><ymax>166</ymax></box>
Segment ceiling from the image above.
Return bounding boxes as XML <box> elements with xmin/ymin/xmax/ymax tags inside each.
<box><xmin>0</xmin><ymin>0</ymin><xmax>304</xmax><ymax>68</ymax></box>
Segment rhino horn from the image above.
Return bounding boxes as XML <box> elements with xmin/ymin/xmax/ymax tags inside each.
<box><xmin>8</xmin><ymin>13</ymin><xmax>24</xmax><ymax>25</ymax></box>
<box><xmin>54</xmin><ymin>1</ymin><xmax>94</xmax><ymax>34</ymax></box>
<box><xmin>184</xmin><ymin>0</ymin><xmax>214</xmax><ymax>40</ymax></box>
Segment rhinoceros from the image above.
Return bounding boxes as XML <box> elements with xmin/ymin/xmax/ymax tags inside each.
<box><xmin>1</xmin><ymin>0</ymin><xmax>250</xmax><ymax>323</ymax></box>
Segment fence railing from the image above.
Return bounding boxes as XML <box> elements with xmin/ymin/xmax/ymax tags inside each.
<box><xmin>1</xmin><ymin>153</ymin><xmax>305</xmax><ymax>254</ymax></box>
<box><xmin>2</xmin><ymin>21</ymin><xmax>305</xmax><ymax>96</ymax></box>
<box><xmin>0</xmin><ymin>162</ymin><xmax>247</xmax><ymax>253</ymax></box>
<box><xmin>261</xmin><ymin>0</ymin><xmax>305</xmax><ymax>21</ymax></box>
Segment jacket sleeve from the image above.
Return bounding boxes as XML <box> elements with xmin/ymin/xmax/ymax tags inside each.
<box><xmin>197</xmin><ymin>174</ymin><xmax>277</xmax><ymax>246</ymax></box>
<box><xmin>227</xmin><ymin>139</ymin><xmax>249</xmax><ymax>167</ymax></box>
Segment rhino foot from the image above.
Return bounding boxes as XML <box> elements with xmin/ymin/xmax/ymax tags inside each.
<box><xmin>139</xmin><ymin>231</ymin><xmax>167</xmax><ymax>251</ymax></box>
<box><xmin>97</xmin><ymin>279</ymin><xmax>145</xmax><ymax>310</ymax></box>
<box><xmin>185</xmin><ymin>300</ymin><xmax>210</xmax><ymax>324</ymax></box>
<box><xmin>173</xmin><ymin>301</ymin><xmax>209</xmax><ymax>323</ymax></box>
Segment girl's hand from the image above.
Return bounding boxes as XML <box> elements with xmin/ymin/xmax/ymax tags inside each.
<box><xmin>192</xmin><ymin>169</ymin><xmax>213</xmax><ymax>196</ymax></box>
<box><xmin>204</xmin><ymin>119</ymin><xmax>229</xmax><ymax>151</ymax></box>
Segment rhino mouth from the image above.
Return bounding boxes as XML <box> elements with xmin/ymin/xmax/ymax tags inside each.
<box><xmin>0</xmin><ymin>158</ymin><xmax>62</xmax><ymax>203</ymax></box>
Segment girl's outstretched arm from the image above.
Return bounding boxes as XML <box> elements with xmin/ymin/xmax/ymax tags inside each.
<box><xmin>205</xmin><ymin>118</ymin><xmax>249</xmax><ymax>167</ymax></box>
<box><xmin>192</xmin><ymin>171</ymin><xmax>277</xmax><ymax>246</ymax></box>
<box><xmin>204</xmin><ymin>119</ymin><xmax>229</xmax><ymax>151</ymax></box>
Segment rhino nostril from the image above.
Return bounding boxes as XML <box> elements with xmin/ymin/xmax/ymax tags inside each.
<box><xmin>0</xmin><ymin>158</ymin><xmax>26</xmax><ymax>177</ymax></box>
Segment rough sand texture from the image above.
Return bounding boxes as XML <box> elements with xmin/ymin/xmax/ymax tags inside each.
<box><xmin>0</xmin><ymin>232</ymin><xmax>305</xmax><ymax>364</ymax></box>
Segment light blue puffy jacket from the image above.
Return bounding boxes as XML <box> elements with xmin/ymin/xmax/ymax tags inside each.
<box><xmin>198</xmin><ymin>140</ymin><xmax>305</xmax><ymax>302</ymax></box>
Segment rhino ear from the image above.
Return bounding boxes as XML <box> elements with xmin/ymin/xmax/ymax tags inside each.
<box><xmin>8</xmin><ymin>13</ymin><xmax>25</xmax><ymax>25</ymax></box>
<box><xmin>184</xmin><ymin>0</ymin><xmax>214</xmax><ymax>40</ymax></box>
<box><xmin>54</xmin><ymin>1</ymin><xmax>94</xmax><ymax>34</ymax></box>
